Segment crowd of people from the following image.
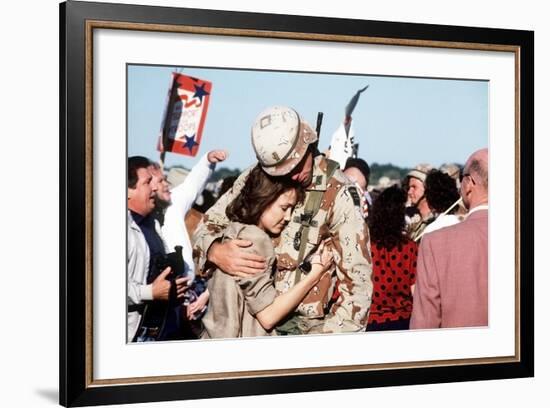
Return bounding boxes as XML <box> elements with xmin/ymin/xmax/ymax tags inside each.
<box><xmin>127</xmin><ymin>105</ymin><xmax>489</xmax><ymax>342</ymax></box>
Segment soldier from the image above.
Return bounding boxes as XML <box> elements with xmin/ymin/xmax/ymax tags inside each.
<box><xmin>192</xmin><ymin>106</ymin><xmax>373</xmax><ymax>334</ymax></box>
<box><xmin>404</xmin><ymin>164</ymin><xmax>435</xmax><ymax>241</ymax></box>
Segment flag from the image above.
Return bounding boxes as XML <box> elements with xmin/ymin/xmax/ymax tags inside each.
<box><xmin>157</xmin><ymin>72</ymin><xmax>212</xmax><ymax>157</ymax></box>
<box><xmin>328</xmin><ymin>85</ymin><xmax>368</xmax><ymax>168</ymax></box>
<box><xmin>329</xmin><ymin>123</ymin><xmax>356</xmax><ymax>169</ymax></box>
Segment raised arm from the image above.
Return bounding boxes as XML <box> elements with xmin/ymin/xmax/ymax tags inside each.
<box><xmin>162</xmin><ymin>151</ymin><xmax>224</xmax><ymax>250</ymax></box>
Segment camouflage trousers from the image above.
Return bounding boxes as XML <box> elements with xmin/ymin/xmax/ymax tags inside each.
<box><xmin>276</xmin><ymin>313</ymin><xmax>325</xmax><ymax>335</ymax></box>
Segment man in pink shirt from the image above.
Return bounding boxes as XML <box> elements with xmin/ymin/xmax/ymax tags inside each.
<box><xmin>410</xmin><ymin>148</ymin><xmax>489</xmax><ymax>329</ymax></box>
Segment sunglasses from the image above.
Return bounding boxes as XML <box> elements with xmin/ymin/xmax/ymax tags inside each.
<box><xmin>459</xmin><ymin>172</ymin><xmax>476</xmax><ymax>185</ymax></box>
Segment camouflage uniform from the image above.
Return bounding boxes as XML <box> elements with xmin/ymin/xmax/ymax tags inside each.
<box><xmin>406</xmin><ymin>212</ymin><xmax>435</xmax><ymax>242</ymax></box>
<box><xmin>405</xmin><ymin>164</ymin><xmax>435</xmax><ymax>242</ymax></box>
<box><xmin>192</xmin><ymin>154</ymin><xmax>373</xmax><ymax>334</ymax></box>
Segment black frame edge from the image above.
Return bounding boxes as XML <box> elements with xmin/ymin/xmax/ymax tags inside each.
<box><xmin>63</xmin><ymin>0</ymin><xmax>89</xmax><ymax>406</ymax></box>
<box><xmin>69</xmin><ymin>0</ymin><xmax>528</xmax><ymax>45</ymax></box>
<box><xmin>70</xmin><ymin>361</ymin><xmax>532</xmax><ymax>407</ymax></box>
<box><xmin>519</xmin><ymin>30</ymin><xmax>535</xmax><ymax>378</ymax></box>
<box><xmin>59</xmin><ymin>1</ymin><xmax>67</xmax><ymax>406</ymax></box>
<box><xmin>61</xmin><ymin>1</ymin><xmax>535</xmax><ymax>406</ymax></box>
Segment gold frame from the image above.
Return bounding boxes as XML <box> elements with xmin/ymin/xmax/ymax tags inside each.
<box><xmin>84</xmin><ymin>20</ymin><xmax>522</xmax><ymax>388</ymax></box>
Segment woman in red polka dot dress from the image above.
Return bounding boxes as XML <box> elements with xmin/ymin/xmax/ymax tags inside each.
<box><xmin>366</xmin><ymin>185</ymin><xmax>418</xmax><ymax>331</ymax></box>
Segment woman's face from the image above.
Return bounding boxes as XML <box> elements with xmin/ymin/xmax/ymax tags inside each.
<box><xmin>258</xmin><ymin>189</ymin><xmax>298</xmax><ymax>235</ymax></box>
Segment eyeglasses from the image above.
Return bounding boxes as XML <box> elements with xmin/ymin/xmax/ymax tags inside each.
<box><xmin>460</xmin><ymin>172</ymin><xmax>476</xmax><ymax>185</ymax></box>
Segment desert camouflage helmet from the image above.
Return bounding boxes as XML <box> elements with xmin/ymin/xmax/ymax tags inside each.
<box><xmin>406</xmin><ymin>163</ymin><xmax>434</xmax><ymax>185</ymax></box>
<box><xmin>439</xmin><ymin>163</ymin><xmax>461</xmax><ymax>180</ymax></box>
<box><xmin>251</xmin><ymin>106</ymin><xmax>318</xmax><ymax>176</ymax></box>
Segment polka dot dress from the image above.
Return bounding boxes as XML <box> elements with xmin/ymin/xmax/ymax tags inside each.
<box><xmin>367</xmin><ymin>240</ymin><xmax>418</xmax><ymax>325</ymax></box>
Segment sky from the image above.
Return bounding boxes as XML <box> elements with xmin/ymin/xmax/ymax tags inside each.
<box><xmin>127</xmin><ymin>64</ymin><xmax>488</xmax><ymax>171</ymax></box>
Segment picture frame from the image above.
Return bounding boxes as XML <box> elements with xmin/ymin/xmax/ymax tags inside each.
<box><xmin>60</xmin><ymin>0</ymin><xmax>534</xmax><ymax>406</ymax></box>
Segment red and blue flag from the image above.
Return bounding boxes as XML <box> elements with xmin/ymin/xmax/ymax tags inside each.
<box><xmin>157</xmin><ymin>72</ymin><xmax>212</xmax><ymax>157</ymax></box>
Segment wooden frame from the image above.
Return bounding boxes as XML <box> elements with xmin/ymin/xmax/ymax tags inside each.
<box><xmin>60</xmin><ymin>0</ymin><xmax>534</xmax><ymax>406</ymax></box>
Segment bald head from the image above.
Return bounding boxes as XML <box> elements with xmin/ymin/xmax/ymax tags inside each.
<box><xmin>465</xmin><ymin>148</ymin><xmax>489</xmax><ymax>190</ymax></box>
<box><xmin>461</xmin><ymin>148</ymin><xmax>489</xmax><ymax>210</ymax></box>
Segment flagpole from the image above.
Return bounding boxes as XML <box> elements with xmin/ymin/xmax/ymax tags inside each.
<box><xmin>414</xmin><ymin>197</ymin><xmax>463</xmax><ymax>242</ymax></box>
<box><xmin>159</xmin><ymin>73</ymin><xmax>180</xmax><ymax>172</ymax></box>
<box><xmin>159</xmin><ymin>151</ymin><xmax>166</xmax><ymax>172</ymax></box>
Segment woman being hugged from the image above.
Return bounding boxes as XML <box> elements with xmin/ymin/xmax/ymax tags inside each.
<box><xmin>201</xmin><ymin>165</ymin><xmax>333</xmax><ymax>339</ymax></box>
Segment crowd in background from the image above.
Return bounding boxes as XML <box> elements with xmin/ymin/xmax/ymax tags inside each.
<box><xmin>127</xmin><ymin>105</ymin><xmax>489</xmax><ymax>342</ymax></box>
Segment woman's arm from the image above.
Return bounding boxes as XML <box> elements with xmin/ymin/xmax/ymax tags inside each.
<box><xmin>255</xmin><ymin>268</ymin><xmax>323</xmax><ymax>331</ymax></box>
<box><xmin>255</xmin><ymin>242</ymin><xmax>333</xmax><ymax>331</ymax></box>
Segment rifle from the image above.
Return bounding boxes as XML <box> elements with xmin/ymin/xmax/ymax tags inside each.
<box><xmin>316</xmin><ymin>111</ymin><xmax>324</xmax><ymax>139</ymax></box>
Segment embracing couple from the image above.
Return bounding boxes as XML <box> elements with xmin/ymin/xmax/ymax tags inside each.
<box><xmin>194</xmin><ymin>106</ymin><xmax>373</xmax><ymax>338</ymax></box>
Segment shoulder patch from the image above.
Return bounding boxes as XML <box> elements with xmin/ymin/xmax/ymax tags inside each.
<box><xmin>348</xmin><ymin>186</ymin><xmax>361</xmax><ymax>207</ymax></box>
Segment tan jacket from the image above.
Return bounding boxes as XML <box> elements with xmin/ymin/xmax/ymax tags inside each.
<box><xmin>201</xmin><ymin>222</ymin><xmax>277</xmax><ymax>339</ymax></box>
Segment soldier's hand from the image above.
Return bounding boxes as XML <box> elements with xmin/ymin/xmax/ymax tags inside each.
<box><xmin>152</xmin><ymin>267</ymin><xmax>172</xmax><ymax>301</ymax></box>
<box><xmin>207</xmin><ymin>149</ymin><xmax>227</xmax><ymax>164</ymax></box>
<box><xmin>208</xmin><ymin>239</ymin><xmax>266</xmax><ymax>277</ymax></box>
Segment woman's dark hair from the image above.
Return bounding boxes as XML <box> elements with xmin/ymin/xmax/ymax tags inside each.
<box><xmin>368</xmin><ymin>185</ymin><xmax>408</xmax><ymax>249</ymax></box>
<box><xmin>425</xmin><ymin>170</ymin><xmax>460</xmax><ymax>214</ymax></box>
<box><xmin>226</xmin><ymin>165</ymin><xmax>304</xmax><ymax>225</ymax></box>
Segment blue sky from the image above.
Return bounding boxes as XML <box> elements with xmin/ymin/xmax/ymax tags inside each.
<box><xmin>128</xmin><ymin>64</ymin><xmax>488</xmax><ymax>171</ymax></box>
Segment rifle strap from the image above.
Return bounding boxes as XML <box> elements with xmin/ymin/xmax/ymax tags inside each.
<box><xmin>293</xmin><ymin>159</ymin><xmax>339</xmax><ymax>286</ymax></box>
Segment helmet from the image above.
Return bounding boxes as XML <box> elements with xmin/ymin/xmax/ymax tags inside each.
<box><xmin>406</xmin><ymin>163</ymin><xmax>434</xmax><ymax>185</ymax></box>
<box><xmin>439</xmin><ymin>163</ymin><xmax>460</xmax><ymax>179</ymax></box>
<box><xmin>439</xmin><ymin>163</ymin><xmax>461</xmax><ymax>189</ymax></box>
<box><xmin>251</xmin><ymin>106</ymin><xmax>318</xmax><ymax>176</ymax></box>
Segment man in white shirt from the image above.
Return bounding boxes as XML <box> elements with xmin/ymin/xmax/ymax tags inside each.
<box><xmin>152</xmin><ymin>150</ymin><xmax>227</xmax><ymax>320</ymax></box>
<box><xmin>127</xmin><ymin>151</ymin><xmax>226</xmax><ymax>341</ymax></box>
<box><xmin>127</xmin><ymin>156</ymin><xmax>190</xmax><ymax>342</ymax></box>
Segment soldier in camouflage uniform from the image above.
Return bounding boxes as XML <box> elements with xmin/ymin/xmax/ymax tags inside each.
<box><xmin>404</xmin><ymin>164</ymin><xmax>436</xmax><ymax>242</ymax></box>
<box><xmin>192</xmin><ymin>106</ymin><xmax>373</xmax><ymax>334</ymax></box>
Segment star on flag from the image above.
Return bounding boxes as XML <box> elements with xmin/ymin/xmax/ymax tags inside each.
<box><xmin>192</xmin><ymin>83</ymin><xmax>210</xmax><ymax>103</ymax></box>
<box><xmin>183</xmin><ymin>134</ymin><xmax>198</xmax><ymax>153</ymax></box>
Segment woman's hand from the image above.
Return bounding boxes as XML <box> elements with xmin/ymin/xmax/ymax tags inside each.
<box><xmin>186</xmin><ymin>289</ymin><xmax>210</xmax><ymax>320</ymax></box>
<box><xmin>309</xmin><ymin>239</ymin><xmax>334</xmax><ymax>277</ymax></box>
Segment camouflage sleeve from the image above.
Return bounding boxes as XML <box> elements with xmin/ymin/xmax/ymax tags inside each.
<box><xmin>314</xmin><ymin>185</ymin><xmax>373</xmax><ymax>333</ymax></box>
<box><xmin>191</xmin><ymin>166</ymin><xmax>254</xmax><ymax>276</ymax></box>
